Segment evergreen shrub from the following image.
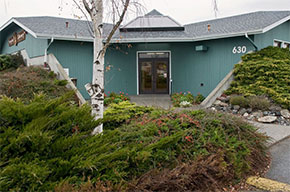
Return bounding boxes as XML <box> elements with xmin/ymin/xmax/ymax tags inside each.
<box><xmin>0</xmin><ymin>53</ymin><xmax>25</xmax><ymax>71</ymax></box>
<box><xmin>0</xmin><ymin>94</ymin><xmax>269</xmax><ymax>191</ymax></box>
<box><xmin>225</xmin><ymin>46</ymin><xmax>290</xmax><ymax>109</ymax></box>
<box><xmin>0</xmin><ymin>66</ymin><xmax>73</xmax><ymax>102</ymax></box>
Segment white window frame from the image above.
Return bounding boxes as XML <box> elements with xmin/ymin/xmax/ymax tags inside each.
<box><xmin>273</xmin><ymin>39</ymin><xmax>290</xmax><ymax>50</ymax></box>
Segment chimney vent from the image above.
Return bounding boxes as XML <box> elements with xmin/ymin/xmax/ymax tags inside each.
<box><xmin>207</xmin><ymin>24</ymin><xmax>211</xmax><ymax>31</ymax></box>
<box><xmin>65</xmin><ymin>21</ymin><xmax>69</xmax><ymax>28</ymax></box>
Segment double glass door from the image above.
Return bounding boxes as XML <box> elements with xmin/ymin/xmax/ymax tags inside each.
<box><xmin>139</xmin><ymin>52</ymin><xmax>169</xmax><ymax>94</ymax></box>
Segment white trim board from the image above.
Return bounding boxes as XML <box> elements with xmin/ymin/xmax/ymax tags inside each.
<box><xmin>136</xmin><ymin>50</ymin><xmax>172</xmax><ymax>95</ymax></box>
<box><xmin>0</xmin><ymin>18</ymin><xmax>38</xmax><ymax>38</ymax></box>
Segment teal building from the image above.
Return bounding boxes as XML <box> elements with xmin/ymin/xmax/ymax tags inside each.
<box><xmin>1</xmin><ymin>10</ymin><xmax>290</xmax><ymax>99</ymax></box>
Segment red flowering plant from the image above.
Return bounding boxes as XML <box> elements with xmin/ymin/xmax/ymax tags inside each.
<box><xmin>104</xmin><ymin>91</ymin><xmax>130</xmax><ymax>106</ymax></box>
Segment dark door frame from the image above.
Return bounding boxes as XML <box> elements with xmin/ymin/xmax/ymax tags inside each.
<box><xmin>138</xmin><ymin>52</ymin><xmax>170</xmax><ymax>94</ymax></box>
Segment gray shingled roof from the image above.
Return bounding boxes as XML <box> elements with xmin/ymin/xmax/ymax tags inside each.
<box><xmin>2</xmin><ymin>10</ymin><xmax>290</xmax><ymax>42</ymax></box>
<box><xmin>121</xmin><ymin>9</ymin><xmax>184</xmax><ymax>31</ymax></box>
<box><xmin>185</xmin><ymin>11</ymin><xmax>290</xmax><ymax>40</ymax></box>
<box><xmin>12</xmin><ymin>16</ymin><xmax>114</xmax><ymax>40</ymax></box>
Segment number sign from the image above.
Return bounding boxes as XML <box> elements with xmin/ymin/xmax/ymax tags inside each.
<box><xmin>232</xmin><ymin>46</ymin><xmax>247</xmax><ymax>54</ymax></box>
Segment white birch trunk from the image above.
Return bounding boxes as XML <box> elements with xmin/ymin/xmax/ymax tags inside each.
<box><xmin>83</xmin><ymin>0</ymin><xmax>130</xmax><ymax>135</ymax></box>
<box><xmin>85</xmin><ymin>0</ymin><xmax>105</xmax><ymax>135</ymax></box>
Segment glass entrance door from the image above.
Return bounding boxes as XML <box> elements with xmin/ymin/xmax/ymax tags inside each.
<box><xmin>139</xmin><ymin>52</ymin><xmax>169</xmax><ymax>94</ymax></box>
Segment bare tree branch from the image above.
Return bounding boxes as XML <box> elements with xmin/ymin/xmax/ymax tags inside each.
<box><xmin>73</xmin><ymin>0</ymin><xmax>94</xmax><ymax>37</ymax></box>
<box><xmin>212</xmin><ymin>0</ymin><xmax>218</xmax><ymax>18</ymax></box>
<box><xmin>100</xmin><ymin>0</ymin><xmax>130</xmax><ymax>57</ymax></box>
<box><xmin>82</xmin><ymin>0</ymin><xmax>92</xmax><ymax>15</ymax></box>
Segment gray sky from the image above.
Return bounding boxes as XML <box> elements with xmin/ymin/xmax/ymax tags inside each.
<box><xmin>0</xmin><ymin>0</ymin><xmax>290</xmax><ymax>27</ymax></box>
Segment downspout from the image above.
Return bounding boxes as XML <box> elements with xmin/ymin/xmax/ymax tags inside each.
<box><xmin>245</xmin><ymin>33</ymin><xmax>258</xmax><ymax>51</ymax></box>
<box><xmin>44</xmin><ymin>37</ymin><xmax>54</xmax><ymax>66</ymax></box>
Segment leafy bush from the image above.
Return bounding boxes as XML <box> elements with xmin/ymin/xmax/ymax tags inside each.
<box><xmin>0</xmin><ymin>66</ymin><xmax>73</xmax><ymax>102</ymax></box>
<box><xmin>1</xmin><ymin>95</ymin><xmax>269</xmax><ymax>191</ymax></box>
<box><xmin>0</xmin><ymin>53</ymin><xmax>25</xmax><ymax>71</ymax></box>
<box><xmin>225</xmin><ymin>46</ymin><xmax>290</xmax><ymax>109</ymax></box>
<box><xmin>230</xmin><ymin>95</ymin><xmax>249</xmax><ymax>107</ymax></box>
<box><xmin>195</xmin><ymin>93</ymin><xmax>205</xmax><ymax>104</ymax></box>
<box><xmin>248</xmin><ymin>96</ymin><xmax>271</xmax><ymax>110</ymax></box>
<box><xmin>104</xmin><ymin>91</ymin><xmax>130</xmax><ymax>106</ymax></box>
<box><xmin>102</xmin><ymin>101</ymin><xmax>153</xmax><ymax>129</ymax></box>
<box><xmin>171</xmin><ymin>92</ymin><xmax>204</xmax><ymax>107</ymax></box>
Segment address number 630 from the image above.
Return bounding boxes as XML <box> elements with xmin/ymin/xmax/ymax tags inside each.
<box><xmin>232</xmin><ymin>46</ymin><xmax>247</xmax><ymax>54</ymax></box>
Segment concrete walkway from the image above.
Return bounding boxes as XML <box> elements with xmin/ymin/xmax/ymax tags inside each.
<box><xmin>130</xmin><ymin>95</ymin><xmax>172</xmax><ymax>109</ymax></box>
<box><xmin>246</xmin><ymin>122</ymin><xmax>290</xmax><ymax>191</ymax></box>
<box><xmin>266</xmin><ymin>137</ymin><xmax>290</xmax><ymax>185</ymax></box>
<box><xmin>249</xmin><ymin>121</ymin><xmax>290</xmax><ymax>146</ymax></box>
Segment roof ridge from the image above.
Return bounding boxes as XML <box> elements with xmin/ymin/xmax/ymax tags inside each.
<box><xmin>145</xmin><ymin>9</ymin><xmax>164</xmax><ymax>16</ymax></box>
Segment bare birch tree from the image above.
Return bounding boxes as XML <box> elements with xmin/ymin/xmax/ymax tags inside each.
<box><xmin>81</xmin><ymin>0</ymin><xmax>136</xmax><ymax>135</ymax></box>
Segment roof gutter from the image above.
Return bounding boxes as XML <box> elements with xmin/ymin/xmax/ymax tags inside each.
<box><xmin>44</xmin><ymin>37</ymin><xmax>54</xmax><ymax>64</ymax></box>
<box><xmin>245</xmin><ymin>33</ymin><xmax>258</xmax><ymax>51</ymax></box>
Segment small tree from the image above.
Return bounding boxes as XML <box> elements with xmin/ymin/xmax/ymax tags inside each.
<box><xmin>81</xmin><ymin>0</ymin><xmax>133</xmax><ymax>134</ymax></box>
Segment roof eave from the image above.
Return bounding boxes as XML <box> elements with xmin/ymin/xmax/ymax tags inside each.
<box><xmin>262</xmin><ymin>15</ymin><xmax>290</xmax><ymax>33</ymax></box>
<box><xmin>0</xmin><ymin>18</ymin><xmax>38</xmax><ymax>38</ymax></box>
<box><xmin>192</xmin><ymin>30</ymin><xmax>263</xmax><ymax>42</ymax></box>
<box><xmin>37</xmin><ymin>34</ymin><xmax>94</xmax><ymax>42</ymax></box>
<box><xmin>109</xmin><ymin>30</ymin><xmax>264</xmax><ymax>43</ymax></box>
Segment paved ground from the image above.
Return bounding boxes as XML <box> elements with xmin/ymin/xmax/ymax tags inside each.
<box><xmin>250</xmin><ymin>122</ymin><xmax>290</xmax><ymax>146</ymax></box>
<box><xmin>130</xmin><ymin>95</ymin><xmax>172</xmax><ymax>109</ymax></box>
<box><xmin>266</xmin><ymin>137</ymin><xmax>290</xmax><ymax>185</ymax></box>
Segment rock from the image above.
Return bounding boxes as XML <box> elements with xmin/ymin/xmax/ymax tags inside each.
<box><xmin>246</xmin><ymin>108</ymin><xmax>253</xmax><ymax>113</ymax></box>
<box><xmin>219</xmin><ymin>102</ymin><xmax>228</xmax><ymax>107</ymax></box>
<box><xmin>252</xmin><ymin>111</ymin><xmax>263</xmax><ymax>118</ymax></box>
<box><xmin>215</xmin><ymin>105</ymin><xmax>221</xmax><ymax>111</ymax></box>
<box><xmin>232</xmin><ymin>110</ymin><xmax>238</xmax><ymax>114</ymax></box>
<box><xmin>214</xmin><ymin>100</ymin><xmax>222</xmax><ymax>106</ymax></box>
<box><xmin>211</xmin><ymin>107</ymin><xmax>217</xmax><ymax>111</ymax></box>
<box><xmin>281</xmin><ymin>109</ymin><xmax>290</xmax><ymax>119</ymax></box>
<box><xmin>247</xmin><ymin>115</ymin><xmax>254</xmax><ymax>120</ymax></box>
<box><xmin>269</xmin><ymin>112</ymin><xmax>276</xmax><ymax>116</ymax></box>
<box><xmin>258</xmin><ymin>116</ymin><xmax>277</xmax><ymax>123</ymax></box>
<box><xmin>275</xmin><ymin>111</ymin><xmax>281</xmax><ymax>116</ymax></box>
<box><xmin>217</xmin><ymin>96</ymin><xmax>230</xmax><ymax>103</ymax></box>
<box><xmin>243</xmin><ymin>112</ymin><xmax>249</xmax><ymax>117</ymax></box>
<box><xmin>239</xmin><ymin>108</ymin><xmax>247</xmax><ymax>115</ymax></box>
<box><xmin>263</xmin><ymin>111</ymin><xmax>269</xmax><ymax>116</ymax></box>
<box><xmin>233</xmin><ymin>105</ymin><xmax>240</xmax><ymax>110</ymax></box>
<box><xmin>269</xmin><ymin>105</ymin><xmax>282</xmax><ymax>112</ymax></box>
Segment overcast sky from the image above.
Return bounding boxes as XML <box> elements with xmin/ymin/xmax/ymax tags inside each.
<box><xmin>1</xmin><ymin>0</ymin><xmax>290</xmax><ymax>26</ymax></box>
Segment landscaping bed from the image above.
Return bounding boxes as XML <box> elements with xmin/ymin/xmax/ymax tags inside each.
<box><xmin>0</xmin><ymin>66</ymin><xmax>74</xmax><ymax>102</ymax></box>
<box><xmin>1</xmin><ymin>95</ymin><xmax>270</xmax><ymax>191</ymax></box>
<box><xmin>210</xmin><ymin>47</ymin><xmax>290</xmax><ymax>126</ymax></box>
<box><xmin>171</xmin><ymin>92</ymin><xmax>205</xmax><ymax>107</ymax></box>
<box><xmin>211</xmin><ymin>94</ymin><xmax>290</xmax><ymax>126</ymax></box>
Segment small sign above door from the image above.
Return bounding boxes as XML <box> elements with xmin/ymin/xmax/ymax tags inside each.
<box><xmin>8</xmin><ymin>30</ymin><xmax>26</xmax><ymax>47</ymax></box>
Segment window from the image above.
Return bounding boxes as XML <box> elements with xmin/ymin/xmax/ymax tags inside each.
<box><xmin>283</xmin><ymin>42</ymin><xmax>290</xmax><ymax>50</ymax></box>
<box><xmin>274</xmin><ymin>40</ymin><xmax>282</xmax><ymax>48</ymax></box>
<box><xmin>273</xmin><ymin>40</ymin><xmax>290</xmax><ymax>50</ymax></box>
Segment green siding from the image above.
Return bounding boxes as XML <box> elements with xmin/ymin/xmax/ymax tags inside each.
<box><xmin>105</xmin><ymin>36</ymin><xmax>255</xmax><ymax>97</ymax></box>
<box><xmin>255</xmin><ymin>21</ymin><xmax>290</xmax><ymax>48</ymax></box>
<box><xmin>48</xmin><ymin>40</ymin><xmax>93</xmax><ymax>99</ymax></box>
<box><xmin>0</xmin><ymin>23</ymin><xmax>47</xmax><ymax>58</ymax></box>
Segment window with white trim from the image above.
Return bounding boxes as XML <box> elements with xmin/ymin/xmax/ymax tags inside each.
<box><xmin>274</xmin><ymin>40</ymin><xmax>282</xmax><ymax>48</ymax></box>
<box><xmin>273</xmin><ymin>39</ymin><xmax>290</xmax><ymax>50</ymax></box>
<box><xmin>283</xmin><ymin>42</ymin><xmax>290</xmax><ymax>49</ymax></box>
